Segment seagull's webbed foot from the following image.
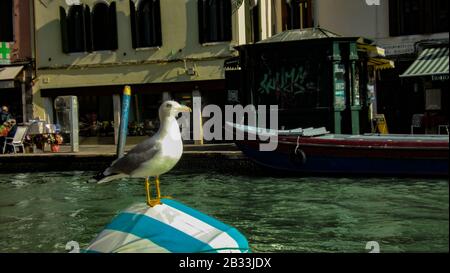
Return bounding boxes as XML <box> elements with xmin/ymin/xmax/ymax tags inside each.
<box><xmin>148</xmin><ymin>199</ymin><xmax>162</xmax><ymax>207</ymax></box>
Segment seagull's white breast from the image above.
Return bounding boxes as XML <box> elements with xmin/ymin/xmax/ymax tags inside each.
<box><xmin>131</xmin><ymin>118</ymin><xmax>183</xmax><ymax>178</ymax></box>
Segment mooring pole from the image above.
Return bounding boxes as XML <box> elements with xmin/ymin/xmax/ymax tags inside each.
<box><xmin>116</xmin><ymin>86</ymin><xmax>131</xmax><ymax>158</ymax></box>
<box><xmin>69</xmin><ymin>96</ymin><xmax>79</xmax><ymax>152</ymax></box>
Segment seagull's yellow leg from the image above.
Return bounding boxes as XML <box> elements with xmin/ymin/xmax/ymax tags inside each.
<box><xmin>155</xmin><ymin>175</ymin><xmax>161</xmax><ymax>199</ymax></box>
<box><xmin>147</xmin><ymin>176</ymin><xmax>162</xmax><ymax>207</ymax></box>
<box><xmin>145</xmin><ymin>177</ymin><xmax>152</xmax><ymax>206</ymax></box>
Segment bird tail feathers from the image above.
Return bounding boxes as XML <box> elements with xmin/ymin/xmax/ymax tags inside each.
<box><xmin>88</xmin><ymin>171</ymin><xmax>128</xmax><ymax>184</ymax></box>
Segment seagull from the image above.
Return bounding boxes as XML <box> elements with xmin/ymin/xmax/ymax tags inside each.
<box><xmin>93</xmin><ymin>101</ymin><xmax>191</xmax><ymax>207</ymax></box>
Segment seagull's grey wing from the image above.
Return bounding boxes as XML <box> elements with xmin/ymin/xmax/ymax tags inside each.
<box><xmin>125</xmin><ymin>133</ymin><xmax>159</xmax><ymax>156</ymax></box>
<box><xmin>106</xmin><ymin>139</ymin><xmax>161</xmax><ymax>175</ymax></box>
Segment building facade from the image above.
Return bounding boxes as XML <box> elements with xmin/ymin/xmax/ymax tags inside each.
<box><xmin>0</xmin><ymin>0</ymin><xmax>34</xmax><ymax>124</ymax></box>
<box><xmin>313</xmin><ymin>0</ymin><xmax>449</xmax><ymax>134</ymax></box>
<box><xmin>30</xmin><ymin>0</ymin><xmax>276</xmax><ymax>142</ymax></box>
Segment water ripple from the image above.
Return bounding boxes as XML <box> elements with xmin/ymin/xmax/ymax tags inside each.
<box><xmin>0</xmin><ymin>171</ymin><xmax>447</xmax><ymax>253</ymax></box>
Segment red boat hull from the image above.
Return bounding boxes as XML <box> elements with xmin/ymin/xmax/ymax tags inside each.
<box><xmin>235</xmin><ymin>134</ymin><xmax>449</xmax><ymax>176</ymax></box>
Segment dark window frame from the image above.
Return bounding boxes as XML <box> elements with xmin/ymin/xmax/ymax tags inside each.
<box><xmin>67</xmin><ymin>5</ymin><xmax>87</xmax><ymax>53</ymax></box>
<box><xmin>283</xmin><ymin>0</ymin><xmax>313</xmax><ymax>31</ymax></box>
<box><xmin>250</xmin><ymin>2</ymin><xmax>260</xmax><ymax>43</ymax></box>
<box><xmin>389</xmin><ymin>0</ymin><xmax>448</xmax><ymax>36</ymax></box>
<box><xmin>91</xmin><ymin>1</ymin><xmax>118</xmax><ymax>51</ymax></box>
<box><xmin>60</xmin><ymin>2</ymin><xmax>118</xmax><ymax>54</ymax></box>
<box><xmin>130</xmin><ymin>0</ymin><xmax>163</xmax><ymax>49</ymax></box>
<box><xmin>198</xmin><ymin>0</ymin><xmax>232</xmax><ymax>44</ymax></box>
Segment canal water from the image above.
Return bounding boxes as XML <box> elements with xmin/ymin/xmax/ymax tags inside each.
<box><xmin>0</xmin><ymin>171</ymin><xmax>448</xmax><ymax>253</ymax></box>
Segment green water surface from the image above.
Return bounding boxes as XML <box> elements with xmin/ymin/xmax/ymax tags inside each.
<box><xmin>0</xmin><ymin>171</ymin><xmax>448</xmax><ymax>252</ymax></box>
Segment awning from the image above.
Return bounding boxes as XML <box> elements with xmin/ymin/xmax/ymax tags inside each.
<box><xmin>0</xmin><ymin>65</ymin><xmax>24</xmax><ymax>89</ymax></box>
<box><xmin>400</xmin><ymin>47</ymin><xmax>449</xmax><ymax>78</ymax></box>
<box><xmin>357</xmin><ymin>37</ymin><xmax>386</xmax><ymax>57</ymax></box>
<box><xmin>368</xmin><ymin>57</ymin><xmax>395</xmax><ymax>70</ymax></box>
<box><xmin>358</xmin><ymin>44</ymin><xmax>386</xmax><ymax>57</ymax></box>
<box><xmin>357</xmin><ymin>38</ymin><xmax>395</xmax><ymax>70</ymax></box>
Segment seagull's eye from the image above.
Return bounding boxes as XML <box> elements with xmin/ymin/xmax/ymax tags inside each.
<box><xmin>166</xmin><ymin>104</ymin><xmax>172</xmax><ymax>109</ymax></box>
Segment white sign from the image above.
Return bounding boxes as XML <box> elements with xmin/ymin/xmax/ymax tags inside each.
<box><xmin>365</xmin><ymin>0</ymin><xmax>380</xmax><ymax>6</ymax></box>
<box><xmin>432</xmin><ymin>75</ymin><xmax>449</xmax><ymax>81</ymax></box>
<box><xmin>381</xmin><ymin>43</ymin><xmax>415</xmax><ymax>56</ymax></box>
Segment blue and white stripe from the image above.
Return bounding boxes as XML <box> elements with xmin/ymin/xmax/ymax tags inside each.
<box><xmin>86</xmin><ymin>199</ymin><xmax>250</xmax><ymax>253</ymax></box>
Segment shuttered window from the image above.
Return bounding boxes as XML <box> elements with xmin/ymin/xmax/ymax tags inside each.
<box><xmin>67</xmin><ymin>5</ymin><xmax>87</xmax><ymax>53</ymax></box>
<box><xmin>283</xmin><ymin>0</ymin><xmax>313</xmax><ymax>30</ymax></box>
<box><xmin>250</xmin><ymin>3</ymin><xmax>260</xmax><ymax>43</ymax></box>
<box><xmin>92</xmin><ymin>2</ymin><xmax>118</xmax><ymax>51</ymax></box>
<box><xmin>198</xmin><ymin>0</ymin><xmax>232</xmax><ymax>44</ymax></box>
<box><xmin>389</xmin><ymin>0</ymin><xmax>449</xmax><ymax>36</ymax></box>
<box><xmin>60</xmin><ymin>2</ymin><xmax>118</xmax><ymax>54</ymax></box>
<box><xmin>130</xmin><ymin>0</ymin><xmax>162</xmax><ymax>48</ymax></box>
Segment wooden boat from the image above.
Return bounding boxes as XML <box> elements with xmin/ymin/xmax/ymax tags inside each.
<box><xmin>226</xmin><ymin>122</ymin><xmax>449</xmax><ymax>176</ymax></box>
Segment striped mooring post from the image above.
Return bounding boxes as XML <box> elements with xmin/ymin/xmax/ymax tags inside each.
<box><xmin>116</xmin><ymin>86</ymin><xmax>131</xmax><ymax>158</ymax></box>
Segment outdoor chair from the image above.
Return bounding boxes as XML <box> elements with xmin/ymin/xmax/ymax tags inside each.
<box><xmin>3</xmin><ymin>126</ymin><xmax>28</xmax><ymax>154</ymax></box>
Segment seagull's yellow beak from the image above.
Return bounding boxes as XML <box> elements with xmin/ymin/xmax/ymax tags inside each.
<box><xmin>177</xmin><ymin>105</ymin><xmax>192</xmax><ymax>113</ymax></box>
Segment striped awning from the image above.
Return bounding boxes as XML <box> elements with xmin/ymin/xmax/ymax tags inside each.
<box><xmin>400</xmin><ymin>47</ymin><xmax>449</xmax><ymax>78</ymax></box>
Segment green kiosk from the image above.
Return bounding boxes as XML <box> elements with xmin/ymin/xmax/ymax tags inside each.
<box><xmin>225</xmin><ymin>28</ymin><xmax>393</xmax><ymax>134</ymax></box>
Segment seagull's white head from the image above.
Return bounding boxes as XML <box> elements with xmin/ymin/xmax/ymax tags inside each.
<box><xmin>159</xmin><ymin>100</ymin><xmax>191</xmax><ymax>119</ymax></box>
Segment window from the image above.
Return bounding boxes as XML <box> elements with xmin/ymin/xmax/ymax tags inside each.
<box><xmin>92</xmin><ymin>2</ymin><xmax>118</xmax><ymax>51</ymax></box>
<box><xmin>433</xmin><ymin>0</ymin><xmax>448</xmax><ymax>33</ymax></box>
<box><xmin>282</xmin><ymin>0</ymin><xmax>313</xmax><ymax>30</ymax></box>
<box><xmin>60</xmin><ymin>5</ymin><xmax>88</xmax><ymax>53</ymax></box>
<box><xmin>0</xmin><ymin>0</ymin><xmax>14</xmax><ymax>41</ymax></box>
<box><xmin>60</xmin><ymin>2</ymin><xmax>118</xmax><ymax>54</ymax></box>
<box><xmin>198</xmin><ymin>0</ymin><xmax>232</xmax><ymax>43</ymax></box>
<box><xmin>250</xmin><ymin>2</ymin><xmax>260</xmax><ymax>43</ymax></box>
<box><xmin>389</xmin><ymin>0</ymin><xmax>449</xmax><ymax>36</ymax></box>
<box><xmin>130</xmin><ymin>0</ymin><xmax>162</xmax><ymax>48</ymax></box>
<box><xmin>67</xmin><ymin>5</ymin><xmax>87</xmax><ymax>53</ymax></box>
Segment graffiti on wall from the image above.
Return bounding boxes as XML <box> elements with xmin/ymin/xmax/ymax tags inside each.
<box><xmin>257</xmin><ymin>62</ymin><xmax>317</xmax><ymax>107</ymax></box>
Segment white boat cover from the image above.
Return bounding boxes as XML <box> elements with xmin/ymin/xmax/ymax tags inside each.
<box><xmin>85</xmin><ymin>198</ymin><xmax>250</xmax><ymax>253</ymax></box>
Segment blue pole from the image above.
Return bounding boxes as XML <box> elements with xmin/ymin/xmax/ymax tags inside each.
<box><xmin>116</xmin><ymin>86</ymin><xmax>131</xmax><ymax>158</ymax></box>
